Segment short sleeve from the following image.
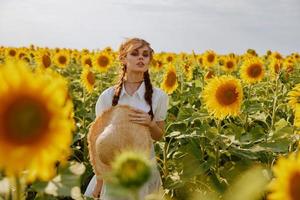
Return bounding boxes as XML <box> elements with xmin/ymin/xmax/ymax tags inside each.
<box><xmin>95</xmin><ymin>88</ymin><xmax>113</xmax><ymax>117</ymax></box>
<box><xmin>153</xmin><ymin>91</ymin><xmax>169</xmax><ymax>121</ymax></box>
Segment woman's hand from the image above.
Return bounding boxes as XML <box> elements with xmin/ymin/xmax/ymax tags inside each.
<box><xmin>129</xmin><ymin>108</ymin><xmax>155</xmax><ymax>128</ymax></box>
<box><xmin>92</xmin><ymin>179</ymin><xmax>103</xmax><ymax>199</ymax></box>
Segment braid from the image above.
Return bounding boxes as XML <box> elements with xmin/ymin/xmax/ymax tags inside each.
<box><xmin>144</xmin><ymin>70</ymin><xmax>154</xmax><ymax>120</ymax></box>
<box><xmin>112</xmin><ymin>65</ymin><xmax>126</xmax><ymax>106</ymax></box>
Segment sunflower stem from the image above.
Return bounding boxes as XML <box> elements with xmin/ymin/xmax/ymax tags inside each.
<box><xmin>180</xmin><ymin>63</ymin><xmax>184</xmax><ymax>95</ymax></box>
<box><xmin>163</xmin><ymin>138</ymin><xmax>171</xmax><ymax>177</ymax></box>
<box><xmin>13</xmin><ymin>175</ymin><xmax>25</xmax><ymax>200</ymax></box>
<box><xmin>82</xmin><ymin>87</ymin><xmax>88</xmax><ymax>164</ymax></box>
<box><xmin>215</xmin><ymin>119</ymin><xmax>222</xmax><ymax>174</ymax></box>
<box><xmin>132</xmin><ymin>189</ymin><xmax>140</xmax><ymax>200</ymax></box>
<box><xmin>270</xmin><ymin>75</ymin><xmax>280</xmax><ymax>136</ymax></box>
<box><xmin>244</xmin><ymin>84</ymin><xmax>252</xmax><ymax>131</ymax></box>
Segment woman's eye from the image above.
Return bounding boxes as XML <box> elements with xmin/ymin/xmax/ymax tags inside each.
<box><xmin>131</xmin><ymin>51</ymin><xmax>138</xmax><ymax>56</ymax></box>
<box><xmin>143</xmin><ymin>53</ymin><xmax>149</xmax><ymax>57</ymax></box>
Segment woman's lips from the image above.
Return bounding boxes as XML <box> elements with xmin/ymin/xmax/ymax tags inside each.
<box><xmin>136</xmin><ymin>62</ymin><xmax>144</xmax><ymax>67</ymax></box>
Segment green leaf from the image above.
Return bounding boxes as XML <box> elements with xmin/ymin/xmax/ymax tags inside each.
<box><xmin>229</xmin><ymin>148</ymin><xmax>259</xmax><ymax>160</ymax></box>
<box><xmin>258</xmin><ymin>138</ymin><xmax>291</xmax><ymax>153</ymax></box>
<box><xmin>272</xmin><ymin>119</ymin><xmax>294</xmax><ymax>138</ymax></box>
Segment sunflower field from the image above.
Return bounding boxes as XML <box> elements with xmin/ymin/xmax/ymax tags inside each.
<box><xmin>0</xmin><ymin>46</ymin><xmax>299</xmax><ymax>200</ymax></box>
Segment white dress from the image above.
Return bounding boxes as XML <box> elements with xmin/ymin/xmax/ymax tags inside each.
<box><xmin>84</xmin><ymin>82</ymin><xmax>169</xmax><ymax>200</ymax></box>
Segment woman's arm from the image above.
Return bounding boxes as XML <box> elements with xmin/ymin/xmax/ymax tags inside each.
<box><xmin>92</xmin><ymin>179</ymin><xmax>103</xmax><ymax>198</ymax></box>
<box><xmin>149</xmin><ymin>120</ymin><xmax>165</xmax><ymax>141</ymax></box>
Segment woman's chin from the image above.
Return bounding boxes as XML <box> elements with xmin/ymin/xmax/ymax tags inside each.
<box><xmin>129</xmin><ymin>67</ymin><xmax>149</xmax><ymax>73</ymax></box>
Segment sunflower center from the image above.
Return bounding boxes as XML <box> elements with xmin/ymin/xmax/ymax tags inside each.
<box><xmin>84</xmin><ymin>58</ymin><xmax>92</xmax><ymax>67</ymax></box>
<box><xmin>205</xmin><ymin>71</ymin><xmax>214</xmax><ymax>79</ymax></box>
<box><xmin>226</xmin><ymin>61</ymin><xmax>234</xmax><ymax>69</ymax></box>
<box><xmin>2</xmin><ymin>97</ymin><xmax>50</xmax><ymax>145</ymax></box>
<box><xmin>42</xmin><ymin>55</ymin><xmax>51</xmax><ymax>68</ymax></box>
<box><xmin>184</xmin><ymin>64</ymin><xmax>190</xmax><ymax>72</ymax></box>
<box><xmin>289</xmin><ymin>171</ymin><xmax>300</xmax><ymax>200</ymax></box>
<box><xmin>58</xmin><ymin>56</ymin><xmax>67</xmax><ymax>65</ymax></box>
<box><xmin>287</xmin><ymin>66</ymin><xmax>294</xmax><ymax>73</ymax></box>
<box><xmin>247</xmin><ymin>64</ymin><xmax>262</xmax><ymax>78</ymax></box>
<box><xmin>87</xmin><ymin>71</ymin><xmax>95</xmax><ymax>85</ymax></box>
<box><xmin>274</xmin><ymin>63</ymin><xmax>281</xmax><ymax>74</ymax></box>
<box><xmin>198</xmin><ymin>58</ymin><xmax>203</xmax><ymax>65</ymax></box>
<box><xmin>167</xmin><ymin>56</ymin><xmax>173</xmax><ymax>63</ymax></box>
<box><xmin>207</xmin><ymin>54</ymin><xmax>215</xmax><ymax>63</ymax></box>
<box><xmin>165</xmin><ymin>71</ymin><xmax>176</xmax><ymax>87</ymax></box>
<box><xmin>9</xmin><ymin>50</ymin><xmax>16</xmax><ymax>57</ymax></box>
<box><xmin>157</xmin><ymin>61</ymin><xmax>163</xmax><ymax>68</ymax></box>
<box><xmin>97</xmin><ymin>56</ymin><xmax>109</xmax><ymax>67</ymax></box>
<box><xmin>216</xmin><ymin>83</ymin><xmax>238</xmax><ymax>105</ymax></box>
<box><xmin>19</xmin><ymin>53</ymin><xmax>26</xmax><ymax>59</ymax></box>
<box><xmin>275</xmin><ymin>54</ymin><xmax>282</xmax><ymax>60</ymax></box>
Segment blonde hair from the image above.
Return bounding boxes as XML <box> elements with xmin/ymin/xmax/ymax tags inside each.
<box><xmin>112</xmin><ymin>38</ymin><xmax>154</xmax><ymax>120</ymax></box>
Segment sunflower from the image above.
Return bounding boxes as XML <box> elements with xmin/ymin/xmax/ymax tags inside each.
<box><xmin>246</xmin><ymin>49</ymin><xmax>258</xmax><ymax>57</ymax></box>
<box><xmin>269</xmin><ymin>60</ymin><xmax>283</xmax><ymax>78</ymax></box>
<box><xmin>204</xmin><ymin>70</ymin><xmax>215</xmax><ymax>81</ymax></box>
<box><xmin>112</xmin><ymin>151</ymin><xmax>151</xmax><ymax>190</ymax></box>
<box><xmin>17</xmin><ymin>49</ymin><xmax>30</xmax><ymax>63</ymax></box>
<box><xmin>0</xmin><ymin>60</ymin><xmax>74</xmax><ymax>182</ymax></box>
<box><xmin>164</xmin><ymin>53</ymin><xmax>176</xmax><ymax>64</ymax></box>
<box><xmin>240</xmin><ymin>58</ymin><xmax>265</xmax><ymax>84</ymax></box>
<box><xmin>196</xmin><ymin>55</ymin><xmax>203</xmax><ymax>67</ymax></box>
<box><xmin>181</xmin><ymin>60</ymin><xmax>193</xmax><ymax>81</ymax></box>
<box><xmin>202</xmin><ymin>50</ymin><xmax>218</xmax><ymax>68</ymax></box>
<box><xmin>93</xmin><ymin>51</ymin><xmax>112</xmax><ymax>72</ymax></box>
<box><xmin>268</xmin><ymin>153</ymin><xmax>300</xmax><ymax>200</ymax></box>
<box><xmin>161</xmin><ymin>65</ymin><xmax>178</xmax><ymax>94</ymax></box>
<box><xmin>53</xmin><ymin>50</ymin><xmax>70</xmax><ymax>68</ymax></box>
<box><xmin>5</xmin><ymin>47</ymin><xmax>18</xmax><ymax>60</ymax></box>
<box><xmin>35</xmin><ymin>50</ymin><xmax>52</xmax><ymax>69</ymax></box>
<box><xmin>151</xmin><ymin>54</ymin><xmax>164</xmax><ymax>72</ymax></box>
<box><xmin>271</xmin><ymin>51</ymin><xmax>284</xmax><ymax>61</ymax></box>
<box><xmin>103</xmin><ymin>46</ymin><xmax>113</xmax><ymax>53</ymax></box>
<box><xmin>179</xmin><ymin>52</ymin><xmax>188</xmax><ymax>61</ymax></box>
<box><xmin>294</xmin><ymin>105</ymin><xmax>300</xmax><ymax>129</ymax></box>
<box><xmin>71</xmin><ymin>49</ymin><xmax>81</xmax><ymax>65</ymax></box>
<box><xmin>0</xmin><ymin>46</ymin><xmax>4</xmax><ymax>54</ymax></box>
<box><xmin>81</xmin><ymin>53</ymin><xmax>94</xmax><ymax>68</ymax></box>
<box><xmin>283</xmin><ymin>58</ymin><xmax>295</xmax><ymax>74</ymax></box>
<box><xmin>292</xmin><ymin>53</ymin><xmax>300</xmax><ymax>62</ymax></box>
<box><xmin>202</xmin><ymin>75</ymin><xmax>243</xmax><ymax>119</ymax></box>
<box><xmin>222</xmin><ymin>56</ymin><xmax>237</xmax><ymax>73</ymax></box>
<box><xmin>288</xmin><ymin>84</ymin><xmax>300</xmax><ymax>111</ymax></box>
<box><xmin>80</xmin><ymin>68</ymin><xmax>96</xmax><ymax>93</ymax></box>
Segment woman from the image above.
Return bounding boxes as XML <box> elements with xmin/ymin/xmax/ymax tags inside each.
<box><xmin>84</xmin><ymin>38</ymin><xmax>169</xmax><ymax>199</ymax></box>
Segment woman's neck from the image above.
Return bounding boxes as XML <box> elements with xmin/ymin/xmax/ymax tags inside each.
<box><xmin>125</xmin><ymin>72</ymin><xmax>144</xmax><ymax>83</ymax></box>
<box><xmin>123</xmin><ymin>81</ymin><xmax>142</xmax><ymax>96</ymax></box>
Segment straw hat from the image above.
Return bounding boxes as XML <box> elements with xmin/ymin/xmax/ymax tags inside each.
<box><xmin>87</xmin><ymin>105</ymin><xmax>153</xmax><ymax>178</ymax></box>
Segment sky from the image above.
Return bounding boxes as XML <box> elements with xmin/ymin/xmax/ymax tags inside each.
<box><xmin>0</xmin><ymin>0</ymin><xmax>299</xmax><ymax>55</ymax></box>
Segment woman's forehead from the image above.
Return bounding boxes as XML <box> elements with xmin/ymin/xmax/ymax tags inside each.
<box><xmin>128</xmin><ymin>43</ymin><xmax>150</xmax><ymax>52</ymax></box>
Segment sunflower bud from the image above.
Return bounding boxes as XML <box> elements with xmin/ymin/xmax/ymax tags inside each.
<box><xmin>112</xmin><ymin>151</ymin><xmax>151</xmax><ymax>190</ymax></box>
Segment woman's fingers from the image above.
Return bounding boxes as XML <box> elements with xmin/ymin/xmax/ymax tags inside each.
<box><xmin>128</xmin><ymin>113</ymin><xmax>144</xmax><ymax>117</ymax></box>
<box><xmin>130</xmin><ymin>120</ymin><xmax>147</xmax><ymax>126</ymax></box>
<box><xmin>128</xmin><ymin>109</ymin><xmax>152</xmax><ymax>127</ymax></box>
<box><xmin>130</xmin><ymin>108</ymin><xmax>145</xmax><ymax>114</ymax></box>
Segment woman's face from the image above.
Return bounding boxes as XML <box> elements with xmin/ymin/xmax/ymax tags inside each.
<box><xmin>123</xmin><ymin>45</ymin><xmax>151</xmax><ymax>73</ymax></box>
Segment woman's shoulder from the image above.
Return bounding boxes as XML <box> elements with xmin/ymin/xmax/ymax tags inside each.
<box><xmin>99</xmin><ymin>86</ymin><xmax>115</xmax><ymax>98</ymax></box>
<box><xmin>153</xmin><ymin>86</ymin><xmax>168</xmax><ymax>99</ymax></box>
